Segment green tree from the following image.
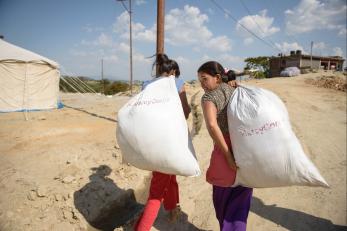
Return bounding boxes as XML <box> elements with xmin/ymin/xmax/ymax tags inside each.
<box><xmin>244</xmin><ymin>56</ymin><xmax>270</xmax><ymax>78</ymax></box>
<box><xmin>104</xmin><ymin>81</ymin><xmax>129</xmax><ymax>95</ymax></box>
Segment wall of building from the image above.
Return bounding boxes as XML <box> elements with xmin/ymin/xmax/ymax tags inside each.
<box><xmin>286</xmin><ymin>59</ymin><xmax>300</xmax><ymax>68</ymax></box>
<box><xmin>300</xmin><ymin>59</ymin><xmax>321</xmax><ymax>69</ymax></box>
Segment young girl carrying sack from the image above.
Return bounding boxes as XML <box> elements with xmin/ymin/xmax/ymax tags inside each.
<box><xmin>198</xmin><ymin>61</ymin><xmax>253</xmax><ymax>231</ymax></box>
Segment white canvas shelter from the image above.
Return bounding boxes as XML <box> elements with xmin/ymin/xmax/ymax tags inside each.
<box><xmin>0</xmin><ymin>39</ymin><xmax>60</xmax><ymax>112</ymax></box>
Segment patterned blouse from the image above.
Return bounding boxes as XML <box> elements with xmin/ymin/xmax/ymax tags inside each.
<box><xmin>201</xmin><ymin>83</ymin><xmax>235</xmax><ymax>134</ymax></box>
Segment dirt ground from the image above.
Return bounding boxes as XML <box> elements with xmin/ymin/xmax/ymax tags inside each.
<box><xmin>0</xmin><ymin>71</ymin><xmax>346</xmax><ymax>231</ymax></box>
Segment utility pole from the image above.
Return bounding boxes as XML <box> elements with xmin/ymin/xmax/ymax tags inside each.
<box><xmin>117</xmin><ymin>0</ymin><xmax>133</xmax><ymax>95</ymax></box>
<box><xmin>157</xmin><ymin>0</ymin><xmax>165</xmax><ymax>55</ymax></box>
<box><xmin>101</xmin><ymin>58</ymin><xmax>105</xmax><ymax>95</ymax></box>
<box><xmin>310</xmin><ymin>41</ymin><xmax>313</xmax><ymax>70</ymax></box>
<box><xmin>156</xmin><ymin>0</ymin><xmax>165</xmax><ymax>76</ymax></box>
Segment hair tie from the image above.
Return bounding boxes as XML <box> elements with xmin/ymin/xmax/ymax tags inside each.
<box><xmin>224</xmin><ymin>68</ymin><xmax>229</xmax><ymax>74</ymax></box>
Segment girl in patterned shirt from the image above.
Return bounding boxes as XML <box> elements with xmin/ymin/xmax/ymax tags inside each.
<box><xmin>198</xmin><ymin>61</ymin><xmax>253</xmax><ymax>231</ymax></box>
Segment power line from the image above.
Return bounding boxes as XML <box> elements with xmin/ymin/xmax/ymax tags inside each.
<box><xmin>238</xmin><ymin>0</ymin><xmax>281</xmax><ymax>52</ymax></box>
<box><xmin>209</xmin><ymin>0</ymin><xmax>282</xmax><ymax>53</ymax></box>
<box><xmin>263</xmin><ymin>0</ymin><xmax>309</xmax><ymax>53</ymax></box>
<box><xmin>119</xmin><ymin>0</ymin><xmax>130</xmax><ymax>13</ymax></box>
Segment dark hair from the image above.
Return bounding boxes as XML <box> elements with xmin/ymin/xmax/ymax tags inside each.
<box><xmin>197</xmin><ymin>61</ymin><xmax>237</xmax><ymax>83</ymax></box>
<box><xmin>197</xmin><ymin>61</ymin><xmax>226</xmax><ymax>79</ymax></box>
<box><xmin>170</xmin><ymin>59</ymin><xmax>180</xmax><ymax>78</ymax></box>
<box><xmin>153</xmin><ymin>53</ymin><xmax>179</xmax><ymax>78</ymax></box>
<box><xmin>225</xmin><ymin>70</ymin><xmax>236</xmax><ymax>82</ymax></box>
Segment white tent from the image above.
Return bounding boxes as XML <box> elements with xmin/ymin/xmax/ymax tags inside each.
<box><xmin>0</xmin><ymin>39</ymin><xmax>60</xmax><ymax>112</ymax></box>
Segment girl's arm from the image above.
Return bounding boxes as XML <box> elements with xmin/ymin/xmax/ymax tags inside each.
<box><xmin>202</xmin><ymin>100</ymin><xmax>237</xmax><ymax>170</ymax></box>
<box><xmin>179</xmin><ymin>85</ymin><xmax>191</xmax><ymax>119</ymax></box>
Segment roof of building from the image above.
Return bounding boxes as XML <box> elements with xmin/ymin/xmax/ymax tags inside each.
<box><xmin>270</xmin><ymin>54</ymin><xmax>345</xmax><ymax>62</ymax></box>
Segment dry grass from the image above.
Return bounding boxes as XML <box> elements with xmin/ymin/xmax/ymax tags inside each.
<box><xmin>305</xmin><ymin>75</ymin><xmax>347</xmax><ymax>92</ymax></box>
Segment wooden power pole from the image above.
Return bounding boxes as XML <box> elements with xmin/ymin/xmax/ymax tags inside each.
<box><xmin>156</xmin><ymin>0</ymin><xmax>165</xmax><ymax>76</ymax></box>
<box><xmin>156</xmin><ymin>0</ymin><xmax>165</xmax><ymax>55</ymax></box>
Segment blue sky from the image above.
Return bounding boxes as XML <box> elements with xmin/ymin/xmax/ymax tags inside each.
<box><xmin>1</xmin><ymin>0</ymin><xmax>346</xmax><ymax>81</ymax></box>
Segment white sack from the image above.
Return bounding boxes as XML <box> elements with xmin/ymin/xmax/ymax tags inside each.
<box><xmin>116</xmin><ymin>76</ymin><xmax>200</xmax><ymax>176</ymax></box>
<box><xmin>280</xmin><ymin>66</ymin><xmax>301</xmax><ymax>77</ymax></box>
<box><xmin>228</xmin><ymin>85</ymin><xmax>329</xmax><ymax>188</ymax></box>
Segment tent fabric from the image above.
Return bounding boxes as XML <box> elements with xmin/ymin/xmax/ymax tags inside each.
<box><xmin>0</xmin><ymin>39</ymin><xmax>58</xmax><ymax>67</ymax></box>
<box><xmin>0</xmin><ymin>40</ymin><xmax>60</xmax><ymax>112</ymax></box>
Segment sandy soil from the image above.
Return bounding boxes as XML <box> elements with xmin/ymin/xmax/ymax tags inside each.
<box><xmin>0</xmin><ymin>71</ymin><xmax>346</xmax><ymax>231</ymax></box>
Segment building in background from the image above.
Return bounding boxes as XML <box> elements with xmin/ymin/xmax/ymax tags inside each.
<box><xmin>269</xmin><ymin>50</ymin><xmax>345</xmax><ymax>77</ymax></box>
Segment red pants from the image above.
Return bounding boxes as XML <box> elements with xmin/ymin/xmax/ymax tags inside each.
<box><xmin>134</xmin><ymin>171</ymin><xmax>179</xmax><ymax>231</ymax></box>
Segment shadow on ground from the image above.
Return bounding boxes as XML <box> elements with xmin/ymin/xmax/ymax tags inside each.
<box><xmin>65</xmin><ymin>105</ymin><xmax>117</xmax><ymax>123</ymax></box>
<box><xmin>74</xmin><ymin>165</ymin><xmax>207</xmax><ymax>231</ymax></box>
<box><xmin>251</xmin><ymin>197</ymin><xmax>346</xmax><ymax>231</ymax></box>
<box><xmin>74</xmin><ymin>165</ymin><xmax>142</xmax><ymax>231</ymax></box>
<box><xmin>149</xmin><ymin>206</ymin><xmax>209</xmax><ymax>231</ymax></box>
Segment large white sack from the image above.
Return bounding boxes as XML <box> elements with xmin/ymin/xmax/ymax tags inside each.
<box><xmin>116</xmin><ymin>76</ymin><xmax>200</xmax><ymax>177</ymax></box>
<box><xmin>228</xmin><ymin>85</ymin><xmax>329</xmax><ymax>188</ymax></box>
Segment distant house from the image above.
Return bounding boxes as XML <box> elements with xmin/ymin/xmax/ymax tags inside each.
<box><xmin>269</xmin><ymin>50</ymin><xmax>345</xmax><ymax>77</ymax></box>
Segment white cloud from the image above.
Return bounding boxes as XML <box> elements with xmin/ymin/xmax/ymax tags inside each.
<box><xmin>311</xmin><ymin>42</ymin><xmax>327</xmax><ymax>56</ymax></box>
<box><xmin>82</xmin><ymin>24</ymin><xmax>104</xmax><ymax>33</ymax></box>
<box><xmin>333</xmin><ymin>47</ymin><xmax>343</xmax><ymax>57</ymax></box>
<box><xmin>119</xmin><ymin>42</ymin><xmax>130</xmax><ymax>53</ymax></box>
<box><xmin>219</xmin><ymin>54</ymin><xmax>244</xmax><ymax>67</ymax></box>
<box><xmin>133</xmin><ymin>53</ymin><xmax>151</xmax><ymax>63</ymax></box>
<box><xmin>193</xmin><ymin>47</ymin><xmax>201</xmax><ymax>52</ymax></box>
<box><xmin>313</xmin><ymin>42</ymin><xmax>326</xmax><ymax>50</ymax></box>
<box><xmin>165</xmin><ymin>5</ymin><xmax>231</xmax><ymax>51</ymax></box>
<box><xmin>338</xmin><ymin>27</ymin><xmax>347</xmax><ymax>36</ymax></box>
<box><xmin>165</xmin><ymin>5</ymin><xmax>211</xmax><ymax>45</ymax></box>
<box><xmin>205</xmin><ymin>36</ymin><xmax>231</xmax><ymax>52</ymax></box>
<box><xmin>97</xmin><ymin>33</ymin><xmax>113</xmax><ymax>47</ymax></box>
<box><xmin>175</xmin><ymin>56</ymin><xmax>190</xmax><ymax>65</ymax></box>
<box><xmin>80</xmin><ymin>33</ymin><xmax>114</xmax><ymax>47</ymax></box>
<box><xmin>285</xmin><ymin>0</ymin><xmax>347</xmax><ymax>35</ymax></box>
<box><xmin>113</xmin><ymin>11</ymin><xmax>155</xmax><ymax>42</ymax></box>
<box><xmin>236</xmin><ymin>9</ymin><xmax>280</xmax><ymax>39</ymax></box>
<box><xmin>135</xmin><ymin>0</ymin><xmax>146</xmax><ymax>5</ymax></box>
<box><xmin>275</xmin><ymin>42</ymin><xmax>305</xmax><ymax>54</ymax></box>
<box><xmin>135</xmin><ymin>25</ymin><xmax>156</xmax><ymax>42</ymax></box>
<box><xmin>243</xmin><ymin>38</ymin><xmax>254</xmax><ymax>45</ymax></box>
<box><xmin>103</xmin><ymin>55</ymin><xmax>119</xmax><ymax>62</ymax></box>
<box><xmin>113</xmin><ymin>11</ymin><xmax>129</xmax><ymax>35</ymax></box>
<box><xmin>201</xmin><ymin>54</ymin><xmax>210</xmax><ymax>61</ymax></box>
<box><xmin>114</xmin><ymin>5</ymin><xmax>232</xmax><ymax>52</ymax></box>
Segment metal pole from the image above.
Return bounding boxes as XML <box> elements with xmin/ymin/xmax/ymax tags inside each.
<box><xmin>129</xmin><ymin>0</ymin><xmax>133</xmax><ymax>95</ymax></box>
<box><xmin>101</xmin><ymin>58</ymin><xmax>105</xmax><ymax>95</ymax></box>
<box><xmin>156</xmin><ymin>0</ymin><xmax>165</xmax><ymax>76</ymax></box>
<box><xmin>116</xmin><ymin>0</ymin><xmax>133</xmax><ymax>95</ymax></box>
<box><xmin>310</xmin><ymin>41</ymin><xmax>313</xmax><ymax>70</ymax></box>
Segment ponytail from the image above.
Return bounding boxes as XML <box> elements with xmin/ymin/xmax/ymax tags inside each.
<box><xmin>224</xmin><ymin>70</ymin><xmax>236</xmax><ymax>83</ymax></box>
<box><xmin>152</xmin><ymin>53</ymin><xmax>180</xmax><ymax>78</ymax></box>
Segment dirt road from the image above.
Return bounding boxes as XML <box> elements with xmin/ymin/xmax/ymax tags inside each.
<box><xmin>0</xmin><ymin>72</ymin><xmax>345</xmax><ymax>231</ymax></box>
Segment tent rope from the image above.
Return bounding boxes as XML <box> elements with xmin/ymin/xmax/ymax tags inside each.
<box><xmin>60</xmin><ymin>77</ymin><xmax>84</xmax><ymax>96</ymax></box>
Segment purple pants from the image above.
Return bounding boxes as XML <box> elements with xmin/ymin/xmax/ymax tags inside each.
<box><xmin>213</xmin><ymin>185</ymin><xmax>253</xmax><ymax>231</ymax></box>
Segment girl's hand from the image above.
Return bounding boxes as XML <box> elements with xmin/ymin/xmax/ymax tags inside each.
<box><xmin>226</xmin><ymin>152</ymin><xmax>238</xmax><ymax>171</ymax></box>
<box><xmin>228</xmin><ymin>80</ymin><xmax>238</xmax><ymax>88</ymax></box>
